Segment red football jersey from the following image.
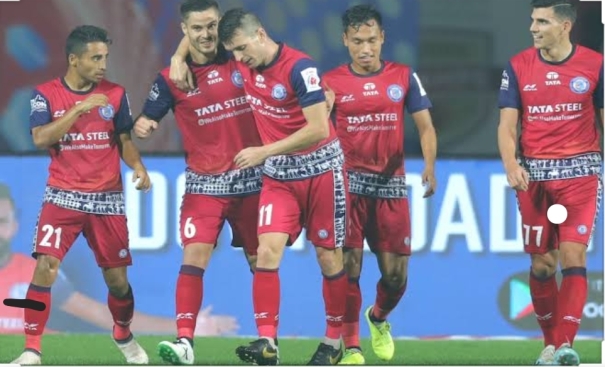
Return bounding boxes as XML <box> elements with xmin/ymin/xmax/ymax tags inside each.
<box><xmin>237</xmin><ymin>43</ymin><xmax>336</xmax><ymax>155</ymax></box>
<box><xmin>143</xmin><ymin>53</ymin><xmax>262</xmax><ymax>174</ymax></box>
<box><xmin>499</xmin><ymin>45</ymin><xmax>604</xmax><ymax>159</ymax></box>
<box><xmin>30</xmin><ymin>78</ymin><xmax>133</xmax><ymax>192</ymax></box>
<box><xmin>324</xmin><ymin>61</ymin><xmax>432</xmax><ymax>176</ymax></box>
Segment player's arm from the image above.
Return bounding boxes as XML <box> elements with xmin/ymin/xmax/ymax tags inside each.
<box><xmin>169</xmin><ymin>35</ymin><xmax>195</xmax><ymax>91</ymax></box>
<box><xmin>115</xmin><ymin>92</ymin><xmax>151</xmax><ymax>191</ymax></box>
<box><xmin>264</xmin><ymin>60</ymin><xmax>329</xmax><ymax>156</ymax></box>
<box><xmin>405</xmin><ymin>71</ymin><xmax>437</xmax><ymax>171</ymax></box>
<box><xmin>30</xmin><ymin>90</ymin><xmax>107</xmax><ymax>149</ymax></box>
<box><xmin>497</xmin><ymin>62</ymin><xmax>529</xmax><ymax>191</ymax></box>
<box><xmin>594</xmin><ymin>65</ymin><xmax>603</xmax><ymax>127</ymax></box>
<box><xmin>134</xmin><ymin>74</ymin><xmax>174</xmax><ymax>139</ymax></box>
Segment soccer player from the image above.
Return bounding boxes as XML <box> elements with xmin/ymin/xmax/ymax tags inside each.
<box><xmin>134</xmin><ymin>0</ymin><xmax>263</xmax><ymax>364</ymax></box>
<box><xmin>0</xmin><ymin>182</ymin><xmax>238</xmax><ymax>338</ymax></box>
<box><xmin>497</xmin><ymin>0</ymin><xmax>603</xmax><ymax>365</ymax></box>
<box><xmin>172</xmin><ymin>8</ymin><xmax>349</xmax><ymax>365</ymax></box>
<box><xmin>11</xmin><ymin>25</ymin><xmax>151</xmax><ymax>365</ymax></box>
<box><xmin>322</xmin><ymin>5</ymin><xmax>437</xmax><ymax>364</ymax></box>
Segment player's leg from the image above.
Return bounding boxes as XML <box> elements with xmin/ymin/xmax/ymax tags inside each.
<box><xmin>159</xmin><ymin>194</ymin><xmax>227</xmax><ymax>365</ymax></box>
<box><xmin>516</xmin><ymin>183</ymin><xmax>559</xmax><ymax>365</ymax></box>
<box><xmin>84</xmin><ymin>214</ymin><xmax>148</xmax><ymax>365</ymax></box>
<box><xmin>552</xmin><ymin>175</ymin><xmax>602</xmax><ymax>366</ymax></box>
<box><xmin>235</xmin><ymin>178</ymin><xmax>301</xmax><ymax>366</ymax></box>
<box><xmin>228</xmin><ymin>194</ymin><xmax>261</xmax><ymax>273</ymax></box>
<box><xmin>364</xmin><ymin>197</ymin><xmax>411</xmax><ymax>361</ymax></box>
<box><xmin>306</xmin><ymin>168</ymin><xmax>348</xmax><ymax>365</ymax></box>
<box><xmin>339</xmin><ymin>194</ymin><xmax>366</xmax><ymax>365</ymax></box>
<box><xmin>12</xmin><ymin>203</ymin><xmax>82</xmax><ymax>365</ymax></box>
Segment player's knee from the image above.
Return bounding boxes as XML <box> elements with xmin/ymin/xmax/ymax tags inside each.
<box><xmin>316</xmin><ymin>247</ymin><xmax>344</xmax><ymax>276</ymax></box>
<box><xmin>381</xmin><ymin>270</ymin><xmax>407</xmax><ymax>290</ymax></box>
<box><xmin>344</xmin><ymin>249</ymin><xmax>362</xmax><ymax>278</ymax></box>
<box><xmin>183</xmin><ymin>243</ymin><xmax>214</xmax><ymax>269</ymax></box>
<box><xmin>559</xmin><ymin>242</ymin><xmax>587</xmax><ymax>269</ymax></box>
<box><xmin>102</xmin><ymin>267</ymin><xmax>129</xmax><ymax>296</ymax></box>
<box><xmin>33</xmin><ymin>255</ymin><xmax>61</xmax><ymax>286</ymax></box>
<box><xmin>530</xmin><ymin>253</ymin><xmax>557</xmax><ymax>277</ymax></box>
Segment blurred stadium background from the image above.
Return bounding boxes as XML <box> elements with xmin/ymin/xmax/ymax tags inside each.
<box><xmin>0</xmin><ymin>0</ymin><xmax>603</xmax><ymax>360</ymax></box>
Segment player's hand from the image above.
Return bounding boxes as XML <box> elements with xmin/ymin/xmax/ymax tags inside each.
<box><xmin>76</xmin><ymin>94</ymin><xmax>109</xmax><ymax>114</ymax></box>
<box><xmin>422</xmin><ymin>167</ymin><xmax>436</xmax><ymax>198</ymax></box>
<box><xmin>194</xmin><ymin>305</ymin><xmax>240</xmax><ymax>336</ymax></box>
<box><xmin>324</xmin><ymin>83</ymin><xmax>335</xmax><ymax>115</ymax></box>
<box><xmin>170</xmin><ymin>56</ymin><xmax>195</xmax><ymax>92</ymax></box>
<box><xmin>234</xmin><ymin>146</ymin><xmax>268</xmax><ymax>169</ymax></box>
<box><xmin>132</xmin><ymin>165</ymin><xmax>152</xmax><ymax>192</ymax></box>
<box><xmin>133</xmin><ymin>116</ymin><xmax>159</xmax><ymax>139</ymax></box>
<box><xmin>505</xmin><ymin>162</ymin><xmax>529</xmax><ymax>191</ymax></box>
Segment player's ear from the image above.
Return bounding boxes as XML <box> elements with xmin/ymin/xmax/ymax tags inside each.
<box><xmin>68</xmin><ymin>53</ymin><xmax>78</xmax><ymax>67</ymax></box>
<box><xmin>380</xmin><ymin>29</ymin><xmax>385</xmax><ymax>43</ymax></box>
<box><xmin>257</xmin><ymin>27</ymin><xmax>267</xmax><ymax>44</ymax></box>
<box><xmin>342</xmin><ymin>32</ymin><xmax>348</xmax><ymax>47</ymax></box>
<box><xmin>180</xmin><ymin>22</ymin><xmax>187</xmax><ymax>36</ymax></box>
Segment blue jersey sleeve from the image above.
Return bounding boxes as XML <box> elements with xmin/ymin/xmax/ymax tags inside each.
<box><xmin>498</xmin><ymin>62</ymin><xmax>521</xmax><ymax>109</ymax></box>
<box><xmin>404</xmin><ymin>70</ymin><xmax>432</xmax><ymax>113</ymax></box>
<box><xmin>142</xmin><ymin>74</ymin><xmax>174</xmax><ymax>121</ymax></box>
<box><xmin>114</xmin><ymin>92</ymin><xmax>134</xmax><ymax>134</ymax></box>
<box><xmin>29</xmin><ymin>89</ymin><xmax>52</xmax><ymax>131</ymax></box>
<box><xmin>594</xmin><ymin>66</ymin><xmax>603</xmax><ymax>109</ymax></box>
<box><xmin>51</xmin><ymin>269</ymin><xmax>76</xmax><ymax>307</ymax></box>
<box><xmin>290</xmin><ymin>58</ymin><xmax>326</xmax><ymax>108</ymax></box>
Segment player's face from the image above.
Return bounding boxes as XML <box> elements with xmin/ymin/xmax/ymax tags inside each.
<box><xmin>70</xmin><ymin>42</ymin><xmax>109</xmax><ymax>84</ymax></box>
<box><xmin>530</xmin><ymin>7</ymin><xmax>571</xmax><ymax>50</ymax></box>
<box><xmin>223</xmin><ymin>28</ymin><xmax>266</xmax><ymax>69</ymax></box>
<box><xmin>0</xmin><ymin>200</ymin><xmax>18</xmax><ymax>253</ymax></box>
<box><xmin>181</xmin><ymin>9</ymin><xmax>220</xmax><ymax>55</ymax></box>
<box><xmin>343</xmin><ymin>20</ymin><xmax>384</xmax><ymax>73</ymax></box>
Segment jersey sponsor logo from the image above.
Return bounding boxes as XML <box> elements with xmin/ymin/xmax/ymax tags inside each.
<box><xmin>207</xmin><ymin>70</ymin><xmax>223</xmax><ymax>85</ymax></box>
<box><xmin>30</xmin><ymin>94</ymin><xmax>47</xmax><ymax>114</ymax></box>
<box><xmin>500</xmin><ymin>70</ymin><xmax>509</xmax><ymax>90</ymax></box>
<box><xmin>99</xmin><ymin>104</ymin><xmax>115</xmax><ymax>121</ymax></box>
<box><xmin>387</xmin><ymin>84</ymin><xmax>404</xmax><ymax>102</ymax></box>
<box><xmin>526</xmin><ymin>103</ymin><xmax>583</xmax><ymax>114</ymax></box>
<box><xmin>271</xmin><ymin>84</ymin><xmax>287</xmax><ymax>101</ymax></box>
<box><xmin>231</xmin><ymin>70</ymin><xmax>243</xmax><ymax>88</ymax></box>
<box><xmin>570</xmin><ymin>76</ymin><xmax>590</xmax><ymax>94</ymax></box>
<box><xmin>363</xmin><ymin>82</ymin><xmax>379</xmax><ymax>96</ymax></box>
<box><xmin>300</xmin><ymin>67</ymin><xmax>321</xmax><ymax>93</ymax></box>
<box><xmin>545</xmin><ymin>71</ymin><xmax>561</xmax><ymax>86</ymax></box>
<box><xmin>148</xmin><ymin>83</ymin><xmax>160</xmax><ymax>101</ymax></box>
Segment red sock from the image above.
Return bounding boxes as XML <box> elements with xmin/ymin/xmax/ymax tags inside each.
<box><xmin>529</xmin><ymin>269</ymin><xmax>559</xmax><ymax>346</ymax></box>
<box><xmin>343</xmin><ymin>277</ymin><xmax>361</xmax><ymax>348</ymax></box>
<box><xmin>253</xmin><ymin>268</ymin><xmax>280</xmax><ymax>339</ymax></box>
<box><xmin>24</xmin><ymin>284</ymin><xmax>51</xmax><ymax>353</ymax></box>
<box><xmin>557</xmin><ymin>267</ymin><xmax>587</xmax><ymax>347</ymax></box>
<box><xmin>323</xmin><ymin>270</ymin><xmax>347</xmax><ymax>340</ymax></box>
<box><xmin>372</xmin><ymin>278</ymin><xmax>407</xmax><ymax>321</ymax></box>
<box><xmin>108</xmin><ymin>284</ymin><xmax>134</xmax><ymax>341</ymax></box>
<box><xmin>175</xmin><ymin>265</ymin><xmax>205</xmax><ymax>340</ymax></box>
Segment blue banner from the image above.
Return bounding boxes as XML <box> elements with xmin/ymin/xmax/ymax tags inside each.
<box><xmin>1</xmin><ymin>157</ymin><xmax>602</xmax><ymax>338</ymax></box>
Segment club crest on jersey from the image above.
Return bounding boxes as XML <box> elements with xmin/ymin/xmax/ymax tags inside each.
<box><xmin>99</xmin><ymin>104</ymin><xmax>115</xmax><ymax>121</ymax></box>
<box><xmin>569</xmin><ymin>77</ymin><xmax>590</xmax><ymax>94</ymax></box>
<box><xmin>272</xmin><ymin>84</ymin><xmax>287</xmax><ymax>101</ymax></box>
<box><xmin>231</xmin><ymin>70</ymin><xmax>244</xmax><ymax>88</ymax></box>
<box><xmin>387</xmin><ymin>84</ymin><xmax>404</xmax><ymax>102</ymax></box>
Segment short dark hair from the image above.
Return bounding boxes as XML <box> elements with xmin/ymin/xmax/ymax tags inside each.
<box><xmin>0</xmin><ymin>183</ymin><xmax>15</xmax><ymax>209</ymax></box>
<box><xmin>531</xmin><ymin>0</ymin><xmax>577</xmax><ymax>23</ymax></box>
<box><xmin>218</xmin><ymin>8</ymin><xmax>262</xmax><ymax>45</ymax></box>
<box><xmin>342</xmin><ymin>4</ymin><xmax>383</xmax><ymax>33</ymax></box>
<box><xmin>65</xmin><ymin>25</ymin><xmax>112</xmax><ymax>61</ymax></box>
<box><xmin>180</xmin><ymin>0</ymin><xmax>220</xmax><ymax>20</ymax></box>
